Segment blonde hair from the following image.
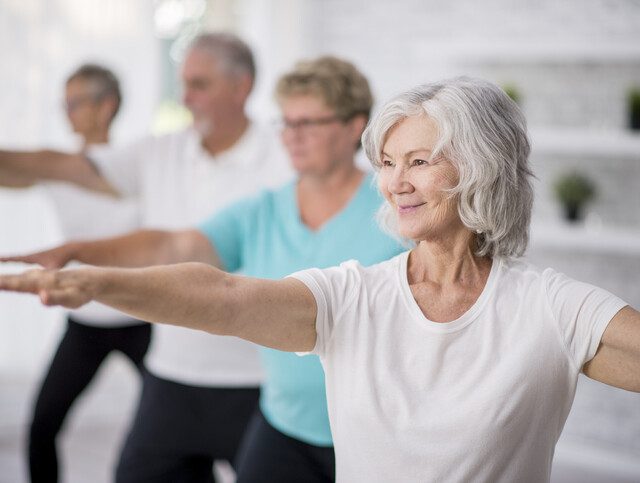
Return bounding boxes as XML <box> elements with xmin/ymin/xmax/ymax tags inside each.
<box><xmin>276</xmin><ymin>56</ymin><xmax>373</xmax><ymax>121</ymax></box>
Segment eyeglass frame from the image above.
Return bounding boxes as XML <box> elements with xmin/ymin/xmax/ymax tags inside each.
<box><xmin>63</xmin><ymin>91</ymin><xmax>108</xmax><ymax>113</ymax></box>
<box><xmin>274</xmin><ymin>114</ymin><xmax>349</xmax><ymax>132</ymax></box>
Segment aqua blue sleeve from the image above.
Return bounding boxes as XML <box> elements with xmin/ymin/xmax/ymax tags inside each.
<box><xmin>197</xmin><ymin>194</ymin><xmax>261</xmax><ymax>273</ymax></box>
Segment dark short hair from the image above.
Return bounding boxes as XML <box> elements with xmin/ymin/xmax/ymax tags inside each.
<box><xmin>66</xmin><ymin>63</ymin><xmax>122</xmax><ymax>120</ymax></box>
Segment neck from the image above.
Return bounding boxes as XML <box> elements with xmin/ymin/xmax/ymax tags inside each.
<box><xmin>200</xmin><ymin>113</ymin><xmax>249</xmax><ymax>156</ymax></box>
<box><xmin>82</xmin><ymin>129</ymin><xmax>109</xmax><ymax>147</ymax></box>
<box><xmin>409</xmin><ymin>229</ymin><xmax>490</xmax><ymax>285</ymax></box>
<box><xmin>298</xmin><ymin>159</ymin><xmax>363</xmax><ymax>195</ymax></box>
<box><xmin>296</xmin><ymin>160</ymin><xmax>364</xmax><ymax>230</ymax></box>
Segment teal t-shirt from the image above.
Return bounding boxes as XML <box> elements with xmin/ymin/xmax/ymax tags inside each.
<box><xmin>198</xmin><ymin>173</ymin><xmax>405</xmax><ymax>446</ymax></box>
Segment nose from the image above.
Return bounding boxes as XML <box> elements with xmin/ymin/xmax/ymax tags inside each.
<box><xmin>386</xmin><ymin>165</ymin><xmax>413</xmax><ymax>195</ymax></box>
<box><xmin>281</xmin><ymin>124</ymin><xmax>305</xmax><ymax>145</ymax></box>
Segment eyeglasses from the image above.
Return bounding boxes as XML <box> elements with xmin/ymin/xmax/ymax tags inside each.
<box><xmin>63</xmin><ymin>94</ymin><xmax>102</xmax><ymax>112</ymax></box>
<box><xmin>276</xmin><ymin>115</ymin><xmax>344</xmax><ymax>132</ymax></box>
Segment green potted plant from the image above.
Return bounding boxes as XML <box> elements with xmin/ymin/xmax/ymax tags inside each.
<box><xmin>628</xmin><ymin>87</ymin><xmax>640</xmax><ymax>131</ymax></box>
<box><xmin>553</xmin><ymin>172</ymin><xmax>596</xmax><ymax>222</ymax></box>
<box><xmin>502</xmin><ymin>84</ymin><xmax>521</xmax><ymax>105</ymax></box>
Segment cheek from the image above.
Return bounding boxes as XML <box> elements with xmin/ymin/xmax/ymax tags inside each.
<box><xmin>377</xmin><ymin>171</ymin><xmax>393</xmax><ymax>201</ymax></box>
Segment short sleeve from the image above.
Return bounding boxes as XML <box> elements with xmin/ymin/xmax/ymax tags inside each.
<box><xmin>288</xmin><ymin>260</ymin><xmax>363</xmax><ymax>357</ymax></box>
<box><xmin>196</xmin><ymin>195</ymin><xmax>260</xmax><ymax>273</ymax></box>
<box><xmin>86</xmin><ymin>139</ymin><xmax>145</xmax><ymax>197</ymax></box>
<box><xmin>544</xmin><ymin>268</ymin><xmax>628</xmax><ymax>369</ymax></box>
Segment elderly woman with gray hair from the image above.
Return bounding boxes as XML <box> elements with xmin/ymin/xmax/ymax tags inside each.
<box><xmin>2</xmin><ymin>76</ymin><xmax>639</xmax><ymax>482</ymax></box>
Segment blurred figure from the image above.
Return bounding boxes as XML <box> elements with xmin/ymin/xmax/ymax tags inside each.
<box><xmin>0</xmin><ymin>32</ymin><xmax>290</xmax><ymax>482</ymax></box>
<box><xmin>3</xmin><ymin>56</ymin><xmax>405</xmax><ymax>482</ymax></box>
<box><xmin>2</xmin><ymin>76</ymin><xmax>639</xmax><ymax>483</ymax></box>
<box><xmin>0</xmin><ymin>63</ymin><xmax>149</xmax><ymax>483</ymax></box>
<box><xmin>64</xmin><ymin>64</ymin><xmax>122</xmax><ymax>147</ymax></box>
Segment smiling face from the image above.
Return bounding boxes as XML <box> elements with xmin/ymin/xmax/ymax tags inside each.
<box><xmin>378</xmin><ymin>115</ymin><xmax>463</xmax><ymax>242</ymax></box>
<box><xmin>279</xmin><ymin>94</ymin><xmax>363</xmax><ymax>177</ymax></box>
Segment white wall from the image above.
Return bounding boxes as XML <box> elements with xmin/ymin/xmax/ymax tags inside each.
<box><xmin>0</xmin><ymin>0</ymin><xmax>160</xmax><ymax>374</ymax></box>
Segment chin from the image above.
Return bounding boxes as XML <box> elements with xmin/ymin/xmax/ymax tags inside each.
<box><xmin>193</xmin><ymin>118</ymin><xmax>213</xmax><ymax>136</ymax></box>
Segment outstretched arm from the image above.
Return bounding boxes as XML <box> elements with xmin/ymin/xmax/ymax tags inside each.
<box><xmin>0</xmin><ymin>263</ymin><xmax>318</xmax><ymax>352</ymax></box>
<box><xmin>0</xmin><ymin>229</ymin><xmax>216</xmax><ymax>269</ymax></box>
<box><xmin>0</xmin><ymin>149</ymin><xmax>116</xmax><ymax>195</ymax></box>
<box><xmin>583</xmin><ymin>306</ymin><xmax>640</xmax><ymax>392</ymax></box>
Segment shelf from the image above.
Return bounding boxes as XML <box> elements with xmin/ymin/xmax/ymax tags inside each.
<box><xmin>529</xmin><ymin>222</ymin><xmax>640</xmax><ymax>256</ymax></box>
<box><xmin>412</xmin><ymin>41</ymin><xmax>640</xmax><ymax>64</ymax></box>
<box><xmin>529</xmin><ymin>128</ymin><xmax>640</xmax><ymax>159</ymax></box>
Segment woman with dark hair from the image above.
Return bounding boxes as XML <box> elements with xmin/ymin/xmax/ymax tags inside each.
<box><xmin>0</xmin><ymin>63</ymin><xmax>147</xmax><ymax>483</ymax></box>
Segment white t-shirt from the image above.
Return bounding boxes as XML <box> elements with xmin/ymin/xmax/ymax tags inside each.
<box><xmin>91</xmin><ymin>124</ymin><xmax>292</xmax><ymax>386</ymax></box>
<box><xmin>291</xmin><ymin>252</ymin><xmax>627</xmax><ymax>483</ymax></box>
<box><xmin>41</xmin><ymin>143</ymin><xmax>141</xmax><ymax>327</ymax></box>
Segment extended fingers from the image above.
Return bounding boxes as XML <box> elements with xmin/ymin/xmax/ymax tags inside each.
<box><xmin>39</xmin><ymin>286</ymin><xmax>88</xmax><ymax>309</ymax></box>
<box><xmin>0</xmin><ymin>269</ymin><xmax>55</xmax><ymax>294</ymax></box>
<box><xmin>0</xmin><ymin>254</ymin><xmax>35</xmax><ymax>264</ymax></box>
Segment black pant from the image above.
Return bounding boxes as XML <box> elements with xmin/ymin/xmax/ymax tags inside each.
<box><xmin>29</xmin><ymin>317</ymin><xmax>151</xmax><ymax>483</ymax></box>
<box><xmin>115</xmin><ymin>371</ymin><xmax>259</xmax><ymax>483</ymax></box>
<box><xmin>235</xmin><ymin>409</ymin><xmax>335</xmax><ymax>483</ymax></box>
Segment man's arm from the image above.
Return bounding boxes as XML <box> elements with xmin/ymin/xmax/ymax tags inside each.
<box><xmin>0</xmin><ymin>263</ymin><xmax>318</xmax><ymax>352</ymax></box>
<box><xmin>583</xmin><ymin>306</ymin><xmax>640</xmax><ymax>392</ymax></box>
<box><xmin>0</xmin><ymin>149</ymin><xmax>116</xmax><ymax>195</ymax></box>
<box><xmin>0</xmin><ymin>229</ymin><xmax>217</xmax><ymax>269</ymax></box>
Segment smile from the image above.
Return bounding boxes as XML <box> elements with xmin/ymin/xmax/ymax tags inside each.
<box><xmin>397</xmin><ymin>203</ymin><xmax>425</xmax><ymax>214</ymax></box>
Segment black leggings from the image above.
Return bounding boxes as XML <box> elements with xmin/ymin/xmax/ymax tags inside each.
<box><xmin>115</xmin><ymin>372</ymin><xmax>259</xmax><ymax>483</ymax></box>
<box><xmin>28</xmin><ymin>317</ymin><xmax>151</xmax><ymax>483</ymax></box>
<box><xmin>235</xmin><ymin>409</ymin><xmax>335</xmax><ymax>483</ymax></box>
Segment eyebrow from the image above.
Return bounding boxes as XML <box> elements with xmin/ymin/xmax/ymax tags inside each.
<box><xmin>381</xmin><ymin>148</ymin><xmax>433</xmax><ymax>158</ymax></box>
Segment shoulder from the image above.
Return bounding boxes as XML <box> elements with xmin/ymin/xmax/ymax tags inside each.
<box><xmin>295</xmin><ymin>253</ymin><xmax>406</xmax><ymax>295</ymax></box>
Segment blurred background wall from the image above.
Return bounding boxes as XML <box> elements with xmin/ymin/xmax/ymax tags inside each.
<box><xmin>0</xmin><ymin>0</ymin><xmax>639</xmax><ymax>481</ymax></box>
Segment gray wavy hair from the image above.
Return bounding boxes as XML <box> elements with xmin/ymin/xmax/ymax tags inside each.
<box><xmin>362</xmin><ymin>76</ymin><xmax>534</xmax><ymax>258</ymax></box>
<box><xmin>189</xmin><ymin>32</ymin><xmax>256</xmax><ymax>85</ymax></box>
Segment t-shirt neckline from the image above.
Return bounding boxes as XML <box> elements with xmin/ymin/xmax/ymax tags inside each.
<box><xmin>397</xmin><ymin>250</ymin><xmax>502</xmax><ymax>333</ymax></box>
<box><xmin>288</xmin><ymin>171</ymin><xmax>373</xmax><ymax>237</ymax></box>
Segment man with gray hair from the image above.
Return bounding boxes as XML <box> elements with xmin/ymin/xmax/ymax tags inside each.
<box><xmin>0</xmin><ymin>32</ymin><xmax>290</xmax><ymax>481</ymax></box>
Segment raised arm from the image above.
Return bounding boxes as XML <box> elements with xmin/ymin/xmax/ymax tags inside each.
<box><xmin>0</xmin><ymin>263</ymin><xmax>318</xmax><ymax>352</ymax></box>
<box><xmin>0</xmin><ymin>149</ymin><xmax>116</xmax><ymax>195</ymax></box>
<box><xmin>0</xmin><ymin>229</ymin><xmax>217</xmax><ymax>269</ymax></box>
<box><xmin>583</xmin><ymin>306</ymin><xmax>640</xmax><ymax>392</ymax></box>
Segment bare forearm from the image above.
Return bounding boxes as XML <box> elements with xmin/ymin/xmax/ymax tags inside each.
<box><xmin>94</xmin><ymin>263</ymin><xmax>237</xmax><ymax>334</ymax></box>
<box><xmin>68</xmin><ymin>230</ymin><xmax>202</xmax><ymax>267</ymax></box>
<box><xmin>0</xmin><ymin>149</ymin><xmax>115</xmax><ymax>194</ymax></box>
<box><xmin>96</xmin><ymin>263</ymin><xmax>317</xmax><ymax>350</ymax></box>
<box><xmin>0</xmin><ymin>262</ymin><xmax>318</xmax><ymax>352</ymax></box>
<box><xmin>0</xmin><ymin>165</ymin><xmax>35</xmax><ymax>187</ymax></box>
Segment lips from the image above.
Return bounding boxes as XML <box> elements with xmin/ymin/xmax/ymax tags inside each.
<box><xmin>397</xmin><ymin>202</ymin><xmax>425</xmax><ymax>214</ymax></box>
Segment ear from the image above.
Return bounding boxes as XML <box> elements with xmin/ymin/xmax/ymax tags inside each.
<box><xmin>97</xmin><ymin>96</ymin><xmax>118</xmax><ymax>126</ymax></box>
<box><xmin>233</xmin><ymin>73</ymin><xmax>254</xmax><ymax>104</ymax></box>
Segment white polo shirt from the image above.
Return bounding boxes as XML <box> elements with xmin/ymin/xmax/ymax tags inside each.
<box><xmin>91</xmin><ymin>123</ymin><xmax>292</xmax><ymax>386</ymax></box>
<box><xmin>41</xmin><ymin>143</ymin><xmax>141</xmax><ymax>327</ymax></box>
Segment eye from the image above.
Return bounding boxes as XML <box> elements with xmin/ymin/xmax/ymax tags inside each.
<box><xmin>380</xmin><ymin>159</ymin><xmax>394</xmax><ymax>167</ymax></box>
<box><xmin>412</xmin><ymin>158</ymin><xmax>429</xmax><ymax>166</ymax></box>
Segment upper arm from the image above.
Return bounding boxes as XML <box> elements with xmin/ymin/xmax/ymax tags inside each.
<box><xmin>227</xmin><ymin>276</ymin><xmax>318</xmax><ymax>352</ymax></box>
<box><xmin>583</xmin><ymin>305</ymin><xmax>640</xmax><ymax>392</ymax></box>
